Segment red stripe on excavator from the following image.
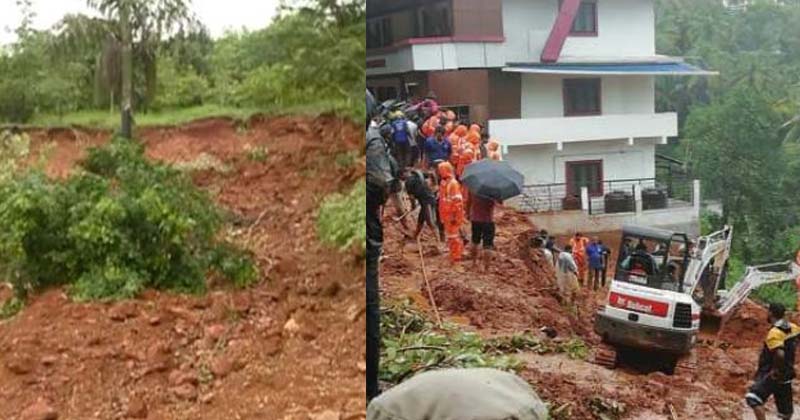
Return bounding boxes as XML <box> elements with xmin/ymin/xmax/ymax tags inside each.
<box><xmin>609</xmin><ymin>292</ymin><xmax>669</xmax><ymax>317</ymax></box>
<box><xmin>540</xmin><ymin>0</ymin><xmax>581</xmax><ymax>63</ymax></box>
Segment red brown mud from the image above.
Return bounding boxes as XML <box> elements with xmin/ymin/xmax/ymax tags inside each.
<box><xmin>0</xmin><ymin>115</ymin><xmax>365</xmax><ymax>420</ymax></box>
<box><xmin>381</xmin><ymin>205</ymin><xmax>787</xmax><ymax>419</ymax></box>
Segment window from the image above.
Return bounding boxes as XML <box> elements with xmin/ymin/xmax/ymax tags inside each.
<box><xmin>559</xmin><ymin>0</ymin><xmax>597</xmax><ymax>36</ymax></box>
<box><xmin>572</xmin><ymin>0</ymin><xmax>597</xmax><ymax>35</ymax></box>
<box><xmin>367</xmin><ymin>17</ymin><xmax>392</xmax><ymax>49</ymax></box>
<box><xmin>563</xmin><ymin>78</ymin><xmax>601</xmax><ymax>116</ymax></box>
<box><xmin>417</xmin><ymin>2</ymin><xmax>452</xmax><ymax>37</ymax></box>
<box><xmin>566</xmin><ymin>160</ymin><xmax>603</xmax><ymax>197</ymax></box>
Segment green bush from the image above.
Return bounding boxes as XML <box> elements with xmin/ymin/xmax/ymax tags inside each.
<box><xmin>152</xmin><ymin>55</ymin><xmax>210</xmax><ymax>110</ymax></box>
<box><xmin>317</xmin><ymin>181</ymin><xmax>365</xmax><ymax>252</ymax></box>
<box><xmin>0</xmin><ymin>79</ymin><xmax>37</xmax><ymax>123</ymax></box>
<box><xmin>0</xmin><ymin>138</ymin><xmax>258</xmax><ymax>301</ymax></box>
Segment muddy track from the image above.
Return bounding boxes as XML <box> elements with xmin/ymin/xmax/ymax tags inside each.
<box><xmin>381</xmin><ymin>206</ymin><xmax>791</xmax><ymax>419</ymax></box>
<box><xmin>0</xmin><ymin>116</ymin><xmax>366</xmax><ymax>420</ymax></box>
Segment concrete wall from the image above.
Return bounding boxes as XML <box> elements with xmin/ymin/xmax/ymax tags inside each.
<box><xmin>502</xmin><ymin>0</ymin><xmax>655</xmax><ymax>63</ymax></box>
<box><xmin>367</xmin><ymin>0</ymin><xmax>658</xmax><ymax>77</ymax></box>
<box><xmin>520</xmin><ymin>74</ymin><xmax>655</xmax><ymax>118</ymax></box>
<box><xmin>506</xmin><ymin>139</ymin><xmax>658</xmax><ymax>185</ymax></box>
<box><xmin>561</xmin><ymin>0</ymin><xmax>656</xmax><ymax>59</ymax></box>
<box><xmin>529</xmin><ymin>207</ymin><xmax>700</xmax><ymax>237</ymax></box>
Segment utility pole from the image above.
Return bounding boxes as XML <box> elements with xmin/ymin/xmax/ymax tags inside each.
<box><xmin>119</xmin><ymin>0</ymin><xmax>133</xmax><ymax>139</ymax></box>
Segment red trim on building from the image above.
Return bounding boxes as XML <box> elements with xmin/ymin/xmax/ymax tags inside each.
<box><xmin>366</xmin><ymin>59</ymin><xmax>387</xmax><ymax>69</ymax></box>
<box><xmin>367</xmin><ymin>35</ymin><xmax>506</xmax><ymax>55</ymax></box>
<box><xmin>541</xmin><ymin>0</ymin><xmax>581</xmax><ymax>63</ymax></box>
<box><xmin>559</xmin><ymin>0</ymin><xmax>598</xmax><ymax>37</ymax></box>
<box><xmin>565</xmin><ymin>160</ymin><xmax>604</xmax><ymax>197</ymax></box>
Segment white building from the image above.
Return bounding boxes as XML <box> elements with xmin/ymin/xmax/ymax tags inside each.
<box><xmin>367</xmin><ymin>0</ymin><xmax>716</xmax><ymax>234</ymax></box>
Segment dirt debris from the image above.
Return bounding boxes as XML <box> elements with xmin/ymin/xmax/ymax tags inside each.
<box><xmin>0</xmin><ymin>116</ymin><xmax>366</xmax><ymax>419</ymax></box>
<box><xmin>381</xmin><ymin>204</ymin><xmax>789</xmax><ymax>419</ymax></box>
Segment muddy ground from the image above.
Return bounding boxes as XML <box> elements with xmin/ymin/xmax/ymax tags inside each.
<box><xmin>0</xmin><ymin>116</ymin><xmax>365</xmax><ymax>420</ymax></box>
<box><xmin>381</xmin><ymin>206</ymin><xmax>795</xmax><ymax>419</ymax></box>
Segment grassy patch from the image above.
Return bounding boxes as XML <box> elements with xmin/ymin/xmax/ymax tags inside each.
<box><xmin>0</xmin><ymin>297</ymin><xmax>24</xmax><ymax>320</ymax></box>
<box><xmin>317</xmin><ymin>181</ymin><xmax>365</xmax><ymax>253</ymax></box>
<box><xmin>28</xmin><ymin>97</ymin><xmax>362</xmax><ymax>129</ymax></box>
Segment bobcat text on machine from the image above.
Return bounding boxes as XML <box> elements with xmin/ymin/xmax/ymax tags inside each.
<box><xmin>593</xmin><ymin>224</ymin><xmax>800</xmax><ymax>373</ymax></box>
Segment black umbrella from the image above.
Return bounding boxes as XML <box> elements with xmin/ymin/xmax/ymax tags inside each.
<box><xmin>461</xmin><ymin>159</ymin><xmax>524</xmax><ymax>201</ymax></box>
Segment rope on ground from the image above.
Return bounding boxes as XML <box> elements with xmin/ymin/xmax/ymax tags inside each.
<box><xmin>417</xmin><ymin>236</ymin><xmax>442</xmax><ymax>327</ymax></box>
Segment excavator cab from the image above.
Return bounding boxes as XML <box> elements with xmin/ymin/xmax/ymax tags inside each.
<box><xmin>614</xmin><ymin>226</ymin><xmax>690</xmax><ymax>293</ymax></box>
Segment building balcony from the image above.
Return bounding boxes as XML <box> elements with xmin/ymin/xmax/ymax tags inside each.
<box><xmin>488</xmin><ymin>112</ymin><xmax>678</xmax><ymax>149</ymax></box>
<box><xmin>367</xmin><ymin>36</ymin><xmax>506</xmax><ymax>77</ymax></box>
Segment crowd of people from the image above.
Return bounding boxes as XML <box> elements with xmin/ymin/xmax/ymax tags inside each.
<box><xmin>530</xmin><ymin>230</ymin><xmax>612</xmax><ymax>305</ymax></box>
<box><xmin>366</xmin><ymin>91</ymin><xmax>509</xmax><ymax>403</ymax></box>
<box><xmin>375</xmin><ymin>93</ymin><xmax>506</xmax><ymax>270</ymax></box>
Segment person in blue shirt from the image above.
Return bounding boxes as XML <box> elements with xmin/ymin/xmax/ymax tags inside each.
<box><xmin>390</xmin><ymin>116</ymin><xmax>412</xmax><ymax>169</ymax></box>
<box><xmin>587</xmin><ymin>237</ymin><xmax>604</xmax><ymax>291</ymax></box>
<box><xmin>424</xmin><ymin>126</ymin><xmax>451</xmax><ymax>172</ymax></box>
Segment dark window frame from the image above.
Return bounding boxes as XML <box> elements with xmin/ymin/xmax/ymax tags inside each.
<box><xmin>559</xmin><ymin>0</ymin><xmax>598</xmax><ymax>37</ymax></box>
<box><xmin>417</xmin><ymin>1</ymin><xmax>453</xmax><ymax>38</ymax></box>
<box><xmin>566</xmin><ymin>160</ymin><xmax>604</xmax><ymax>197</ymax></box>
<box><xmin>562</xmin><ymin>78</ymin><xmax>602</xmax><ymax>116</ymax></box>
<box><xmin>367</xmin><ymin>16</ymin><xmax>393</xmax><ymax>49</ymax></box>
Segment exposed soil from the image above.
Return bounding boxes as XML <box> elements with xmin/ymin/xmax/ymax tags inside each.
<box><xmin>381</xmin><ymin>204</ymin><xmax>794</xmax><ymax>419</ymax></box>
<box><xmin>0</xmin><ymin>115</ymin><xmax>365</xmax><ymax>420</ymax></box>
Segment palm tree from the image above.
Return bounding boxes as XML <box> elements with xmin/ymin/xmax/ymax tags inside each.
<box><xmin>54</xmin><ymin>0</ymin><xmax>194</xmax><ymax>137</ymax></box>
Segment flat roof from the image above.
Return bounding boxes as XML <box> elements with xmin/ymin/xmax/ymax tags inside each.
<box><xmin>622</xmin><ymin>225</ymin><xmax>683</xmax><ymax>242</ymax></box>
<box><xmin>504</xmin><ymin>61</ymin><xmax>718</xmax><ymax>76</ymax></box>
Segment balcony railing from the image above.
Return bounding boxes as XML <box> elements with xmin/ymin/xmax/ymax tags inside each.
<box><xmin>488</xmin><ymin>113</ymin><xmax>678</xmax><ymax>147</ymax></box>
<box><xmin>517</xmin><ymin>177</ymin><xmax>695</xmax><ymax>215</ymax></box>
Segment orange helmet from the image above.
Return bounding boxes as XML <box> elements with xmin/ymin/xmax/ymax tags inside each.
<box><xmin>454</xmin><ymin>125</ymin><xmax>468</xmax><ymax>137</ymax></box>
<box><xmin>445</xmin><ymin>110</ymin><xmax>456</xmax><ymax>121</ymax></box>
<box><xmin>437</xmin><ymin>161</ymin><xmax>454</xmax><ymax>179</ymax></box>
<box><xmin>469</xmin><ymin>124</ymin><xmax>481</xmax><ymax>133</ymax></box>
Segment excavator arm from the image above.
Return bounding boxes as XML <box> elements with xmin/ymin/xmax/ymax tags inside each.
<box><xmin>716</xmin><ymin>261</ymin><xmax>800</xmax><ymax>317</ymax></box>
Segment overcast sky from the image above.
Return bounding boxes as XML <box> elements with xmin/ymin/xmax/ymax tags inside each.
<box><xmin>0</xmin><ymin>0</ymin><xmax>281</xmax><ymax>45</ymax></box>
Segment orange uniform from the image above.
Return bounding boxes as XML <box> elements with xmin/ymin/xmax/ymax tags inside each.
<box><xmin>570</xmin><ymin>236</ymin><xmax>590</xmax><ymax>283</ymax></box>
<box><xmin>465</xmin><ymin>131</ymin><xmax>481</xmax><ymax>160</ymax></box>
<box><xmin>449</xmin><ymin>125</ymin><xmax>468</xmax><ymax>166</ymax></box>
<box><xmin>438</xmin><ymin>162</ymin><xmax>465</xmax><ymax>263</ymax></box>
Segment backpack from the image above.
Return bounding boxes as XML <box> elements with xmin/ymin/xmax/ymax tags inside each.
<box><xmin>391</xmin><ymin>118</ymin><xmax>409</xmax><ymax>144</ymax></box>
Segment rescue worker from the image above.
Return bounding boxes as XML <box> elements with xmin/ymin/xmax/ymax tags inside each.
<box><xmin>487</xmin><ymin>139</ymin><xmax>502</xmax><ymax>161</ymax></box>
<box><xmin>438</xmin><ymin>162</ymin><xmax>465</xmax><ymax>263</ymax></box>
<box><xmin>746</xmin><ymin>303</ymin><xmax>800</xmax><ymax>420</ymax></box>
<box><xmin>469</xmin><ymin>193</ymin><xmax>500</xmax><ymax>272</ymax></box>
<box><xmin>448</xmin><ymin>125</ymin><xmax>468</xmax><ymax>167</ymax></box>
<box><xmin>556</xmin><ymin>244</ymin><xmax>580</xmax><ymax>305</ymax></box>
<box><xmin>465</xmin><ymin>131</ymin><xmax>482</xmax><ymax>160</ymax></box>
<box><xmin>423</xmin><ymin>126</ymin><xmax>452</xmax><ymax>170</ymax></box>
<box><xmin>456</xmin><ymin>145</ymin><xmax>474</xmax><ymax>179</ymax></box>
<box><xmin>390</xmin><ymin>114</ymin><xmax>412</xmax><ymax>169</ymax></box>
<box><xmin>586</xmin><ymin>237</ymin><xmax>604</xmax><ymax>291</ymax></box>
<box><xmin>569</xmin><ymin>232</ymin><xmax>590</xmax><ymax>286</ymax></box>
<box><xmin>405</xmin><ymin>168</ymin><xmax>443</xmax><ymax>243</ymax></box>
